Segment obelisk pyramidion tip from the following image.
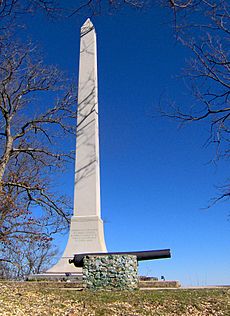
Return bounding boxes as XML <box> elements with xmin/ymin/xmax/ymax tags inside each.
<box><xmin>81</xmin><ymin>18</ymin><xmax>94</xmax><ymax>36</ymax></box>
<box><xmin>85</xmin><ymin>18</ymin><xmax>94</xmax><ymax>27</ymax></box>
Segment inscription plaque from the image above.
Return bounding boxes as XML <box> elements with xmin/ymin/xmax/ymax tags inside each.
<box><xmin>71</xmin><ymin>229</ymin><xmax>97</xmax><ymax>242</ymax></box>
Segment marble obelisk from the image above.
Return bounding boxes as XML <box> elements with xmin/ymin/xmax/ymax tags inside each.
<box><xmin>47</xmin><ymin>19</ymin><xmax>107</xmax><ymax>275</ymax></box>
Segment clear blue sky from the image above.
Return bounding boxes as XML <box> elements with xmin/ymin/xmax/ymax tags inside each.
<box><xmin>23</xmin><ymin>5</ymin><xmax>229</xmax><ymax>286</ymax></box>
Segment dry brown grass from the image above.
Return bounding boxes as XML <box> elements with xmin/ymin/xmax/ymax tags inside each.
<box><xmin>0</xmin><ymin>281</ymin><xmax>230</xmax><ymax>315</ymax></box>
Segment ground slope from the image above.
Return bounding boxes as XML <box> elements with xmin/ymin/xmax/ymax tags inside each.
<box><xmin>0</xmin><ymin>282</ymin><xmax>230</xmax><ymax>315</ymax></box>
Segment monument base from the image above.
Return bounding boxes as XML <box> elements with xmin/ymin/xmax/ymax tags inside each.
<box><xmin>45</xmin><ymin>215</ymin><xmax>107</xmax><ymax>275</ymax></box>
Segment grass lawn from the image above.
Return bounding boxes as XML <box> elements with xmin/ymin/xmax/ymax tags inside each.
<box><xmin>0</xmin><ymin>282</ymin><xmax>230</xmax><ymax>315</ymax></box>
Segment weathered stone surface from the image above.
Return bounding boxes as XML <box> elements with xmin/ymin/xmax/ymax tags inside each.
<box><xmin>83</xmin><ymin>255</ymin><xmax>138</xmax><ymax>290</ymax></box>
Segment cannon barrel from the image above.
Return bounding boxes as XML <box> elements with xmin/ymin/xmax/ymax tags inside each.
<box><xmin>69</xmin><ymin>249</ymin><xmax>171</xmax><ymax>267</ymax></box>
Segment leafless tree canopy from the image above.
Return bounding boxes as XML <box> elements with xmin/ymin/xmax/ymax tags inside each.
<box><xmin>0</xmin><ymin>35</ymin><xmax>77</xmax><ymax>270</ymax></box>
<box><xmin>0</xmin><ymin>233</ymin><xmax>58</xmax><ymax>279</ymax></box>
<box><xmin>161</xmin><ymin>0</ymin><xmax>230</xmax><ymax>203</ymax></box>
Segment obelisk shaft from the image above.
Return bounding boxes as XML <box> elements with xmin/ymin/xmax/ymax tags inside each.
<box><xmin>45</xmin><ymin>19</ymin><xmax>106</xmax><ymax>275</ymax></box>
<box><xmin>74</xmin><ymin>19</ymin><xmax>101</xmax><ymax>217</ymax></box>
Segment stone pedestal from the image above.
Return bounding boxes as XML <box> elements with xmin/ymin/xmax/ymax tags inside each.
<box><xmin>83</xmin><ymin>255</ymin><xmax>138</xmax><ymax>290</ymax></box>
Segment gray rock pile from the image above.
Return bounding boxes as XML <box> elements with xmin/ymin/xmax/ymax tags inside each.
<box><xmin>83</xmin><ymin>254</ymin><xmax>138</xmax><ymax>290</ymax></box>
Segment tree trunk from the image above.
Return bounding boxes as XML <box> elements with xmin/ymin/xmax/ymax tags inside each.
<box><xmin>0</xmin><ymin>121</ymin><xmax>13</xmax><ymax>183</ymax></box>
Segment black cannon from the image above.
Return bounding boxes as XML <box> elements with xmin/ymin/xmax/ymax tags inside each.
<box><xmin>69</xmin><ymin>249</ymin><xmax>171</xmax><ymax>267</ymax></box>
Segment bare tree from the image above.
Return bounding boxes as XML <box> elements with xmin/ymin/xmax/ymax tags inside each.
<box><xmin>0</xmin><ymin>233</ymin><xmax>59</xmax><ymax>279</ymax></box>
<box><xmin>161</xmin><ymin>0</ymin><xmax>230</xmax><ymax>203</ymax></box>
<box><xmin>0</xmin><ymin>36</ymin><xmax>77</xmax><ymax>266</ymax></box>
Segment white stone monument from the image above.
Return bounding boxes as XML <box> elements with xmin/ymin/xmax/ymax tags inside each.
<box><xmin>46</xmin><ymin>19</ymin><xmax>107</xmax><ymax>276</ymax></box>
